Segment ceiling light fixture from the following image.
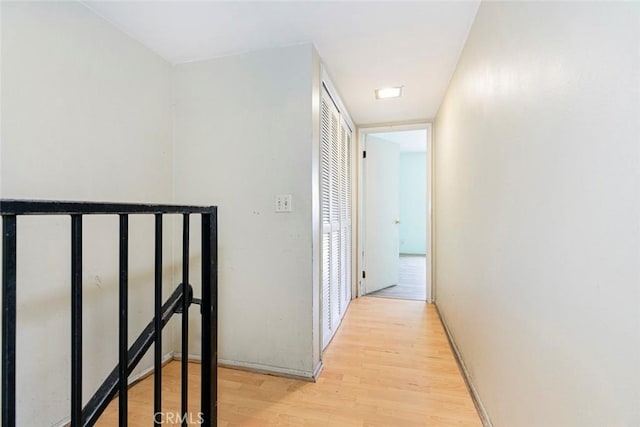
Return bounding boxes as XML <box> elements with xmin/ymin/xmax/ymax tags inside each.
<box><xmin>375</xmin><ymin>86</ymin><xmax>403</xmax><ymax>99</ymax></box>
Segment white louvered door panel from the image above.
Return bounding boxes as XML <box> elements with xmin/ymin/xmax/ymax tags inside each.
<box><xmin>330</xmin><ymin>106</ymin><xmax>342</xmax><ymax>329</ymax></box>
<box><xmin>344</xmin><ymin>126</ymin><xmax>353</xmax><ymax>304</ymax></box>
<box><xmin>321</xmin><ymin>87</ymin><xmax>353</xmax><ymax>350</ymax></box>
<box><xmin>341</xmin><ymin>122</ymin><xmax>352</xmax><ymax>311</ymax></box>
<box><xmin>321</xmin><ymin>96</ymin><xmax>333</xmax><ymax>349</ymax></box>
<box><xmin>330</xmin><ymin>231</ymin><xmax>341</xmax><ymax>331</ymax></box>
<box><xmin>340</xmin><ymin>228</ymin><xmax>348</xmax><ymax>309</ymax></box>
<box><xmin>322</xmin><ymin>233</ymin><xmax>331</xmax><ymax>348</ymax></box>
<box><xmin>339</xmin><ymin>125</ymin><xmax>346</xmax><ymax>313</ymax></box>
<box><xmin>321</xmin><ymin>98</ymin><xmax>331</xmax><ymax>233</ymax></box>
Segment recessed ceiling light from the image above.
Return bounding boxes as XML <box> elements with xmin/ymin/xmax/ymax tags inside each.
<box><xmin>375</xmin><ymin>86</ymin><xmax>403</xmax><ymax>99</ymax></box>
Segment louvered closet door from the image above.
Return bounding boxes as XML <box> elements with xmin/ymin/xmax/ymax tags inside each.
<box><xmin>340</xmin><ymin>121</ymin><xmax>352</xmax><ymax>310</ymax></box>
<box><xmin>321</xmin><ymin>87</ymin><xmax>352</xmax><ymax>350</ymax></box>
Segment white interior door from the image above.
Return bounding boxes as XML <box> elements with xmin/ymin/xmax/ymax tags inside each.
<box><xmin>364</xmin><ymin>135</ymin><xmax>400</xmax><ymax>294</ymax></box>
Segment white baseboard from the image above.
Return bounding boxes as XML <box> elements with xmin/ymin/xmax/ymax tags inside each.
<box><xmin>435</xmin><ymin>305</ymin><xmax>493</xmax><ymax>427</ymax></box>
<box><xmin>311</xmin><ymin>360</ymin><xmax>324</xmax><ymax>382</ymax></box>
<box><xmin>173</xmin><ymin>353</ymin><xmax>317</xmax><ymax>382</ymax></box>
<box><xmin>217</xmin><ymin>358</ymin><xmax>316</xmax><ymax>382</ymax></box>
<box><xmin>161</xmin><ymin>352</ymin><xmax>321</xmax><ymax>383</ymax></box>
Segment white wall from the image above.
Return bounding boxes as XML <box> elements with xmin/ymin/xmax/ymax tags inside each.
<box><xmin>1</xmin><ymin>2</ymin><xmax>174</xmax><ymax>425</ymax></box>
<box><xmin>173</xmin><ymin>44</ymin><xmax>320</xmax><ymax>378</ymax></box>
<box><xmin>434</xmin><ymin>2</ymin><xmax>640</xmax><ymax>426</ymax></box>
<box><xmin>399</xmin><ymin>152</ymin><xmax>427</xmax><ymax>255</ymax></box>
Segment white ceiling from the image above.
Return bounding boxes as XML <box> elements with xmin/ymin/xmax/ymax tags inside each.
<box><xmin>371</xmin><ymin>130</ymin><xmax>427</xmax><ymax>152</ymax></box>
<box><xmin>84</xmin><ymin>1</ymin><xmax>479</xmax><ymax>125</ymax></box>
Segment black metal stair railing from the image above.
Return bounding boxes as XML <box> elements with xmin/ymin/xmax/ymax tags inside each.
<box><xmin>0</xmin><ymin>200</ymin><xmax>218</xmax><ymax>427</ymax></box>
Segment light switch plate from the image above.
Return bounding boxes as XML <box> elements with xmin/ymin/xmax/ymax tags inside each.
<box><xmin>275</xmin><ymin>194</ymin><xmax>292</xmax><ymax>213</ymax></box>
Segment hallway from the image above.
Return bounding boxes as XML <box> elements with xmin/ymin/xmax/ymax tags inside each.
<box><xmin>98</xmin><ymin>297</ymin><xmax>480</xmax><ymax>426</ymax></box>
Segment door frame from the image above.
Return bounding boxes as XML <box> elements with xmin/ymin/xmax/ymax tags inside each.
<box><xmin>356</xmin><ymin>122</ymin><xmax>434</xmax><ymax>303</ymax></box>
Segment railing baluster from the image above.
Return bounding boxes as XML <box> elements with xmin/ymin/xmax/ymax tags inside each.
<box><xmin>181</xmin><ymin>214</ymin><xmax>190</xmax><ymax>426</ymax></box>
<box><xmin>71</xmin><ymin>215</ymin><xmax>83</xmax><ymax>426</ymax></box>
<box><xmin>2</xmin><ymin>215</ymin><xmax>17</xmax><ymax>427</ymax></box>
<box><xmin>201</xmin><ymin>210</ymin><xmax>218</xmax><ymax>426</ymax></box>
<box><xmin>153</xmin><ymin>214</ymin><xmax>163</xmax><ymax>425</ymax></box>
<box><xmin>119</xmin><ymin>214</ymin><xmax>129</xmax><ymax>426</ymax></box>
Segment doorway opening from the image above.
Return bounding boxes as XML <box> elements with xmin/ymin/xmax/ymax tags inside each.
<box><xmin>358</xmin><ymin>124</ymin><xmax>432</xmax><ymax>302</ymax></box>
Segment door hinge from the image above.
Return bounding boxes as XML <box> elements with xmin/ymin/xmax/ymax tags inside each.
<box><xmin>362</xmin><ymin>150</ymin><xmax>366</xmax><ymax>159</ymax></box>
<box><xmin>362</xmin><ymin>271</ymin><xmax>366</xmax><ymax>279</ymax></box>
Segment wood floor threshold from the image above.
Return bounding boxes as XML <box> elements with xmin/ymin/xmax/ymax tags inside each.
<box><xmin>435</xmin><ymin>304</ymin><xmax>493</xmax><ymax>427</ymax></box>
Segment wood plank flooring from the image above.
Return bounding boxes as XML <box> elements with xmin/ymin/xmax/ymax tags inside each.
<box><xmin>97</xmin><ymin>297</ymin><xmax>481</xmax><ymax>426</ymax></box>
<box><xmin>368</xmin><ymin>255</ymin><xmax>427</xmax><ymax>301</ymax></box>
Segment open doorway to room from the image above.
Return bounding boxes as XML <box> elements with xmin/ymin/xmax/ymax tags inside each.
<box><xmin>358</xmin><ymin>125</ymin><xmax>432</xmax><ymax>302</ymax></box>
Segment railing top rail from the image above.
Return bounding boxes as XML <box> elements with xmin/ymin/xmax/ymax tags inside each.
<box><xmin>0</xmin><ymin>199</ymin><xmax>216</xmax><ymax>216</ymax></box>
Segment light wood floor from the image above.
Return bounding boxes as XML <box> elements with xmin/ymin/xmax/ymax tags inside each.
<box><xmin>98</xmin><ymin>297</ymin><xmax>481</xmax><ymax>426</ymax></box>
<box><xmin>368</xmin><ymin>255</ymin><xmax>427</xmax><ymax>301</ymax></box>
